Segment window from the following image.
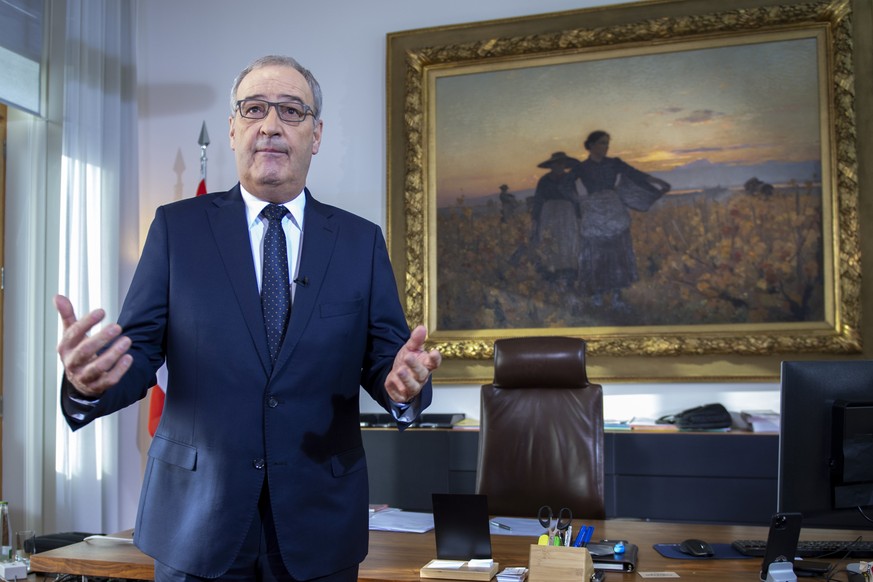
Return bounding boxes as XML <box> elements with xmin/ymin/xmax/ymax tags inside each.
<box><xmin>0</xmin><ymin>0</ymin><xmax>43</xmax><ymax>114</ymax></box>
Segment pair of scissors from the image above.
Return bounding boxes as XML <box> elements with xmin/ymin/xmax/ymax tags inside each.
<box><xmin>537</xmin><ymin>505</ymin><xmax>572</xmax><ymax>546</ymax></box>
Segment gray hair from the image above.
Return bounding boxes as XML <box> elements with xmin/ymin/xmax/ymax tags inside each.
<box><xmin>230</xmin><ymin>55</ymin><xmax>323</xmax><ymax>120</ymax></box>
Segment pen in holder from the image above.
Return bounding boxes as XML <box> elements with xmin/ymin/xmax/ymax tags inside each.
<box><xmin>528</xmin><ymin>544</ymin><xmax>594</xmax><ymax>581</ymax></box>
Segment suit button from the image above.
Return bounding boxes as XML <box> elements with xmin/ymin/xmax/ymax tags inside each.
<box><xmin>267</xmin><ymin>397</ymin><xmax>279</xmax><ymax>408</ymax></box>
<box><xmin>253</xmin><ymin>459</ymin><xmax>265</xmax><ymax>470</ymax></box>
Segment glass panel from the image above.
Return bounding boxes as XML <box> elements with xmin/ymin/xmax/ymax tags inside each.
<box><xmin>0</xmin><ymin>0</ymin><xmax>43</xmax><ymax>114</ymax></box>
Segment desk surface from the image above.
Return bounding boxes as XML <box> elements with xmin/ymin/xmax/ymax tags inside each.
<box><xmin>29</xmin><ymin>531</ymin><xmax>152</xmax><ymax>580</ymax></box>
<box><xmin>30</xmin><ymin>521</ymin><xmax>871</xmax><ymax>581</ymax></box>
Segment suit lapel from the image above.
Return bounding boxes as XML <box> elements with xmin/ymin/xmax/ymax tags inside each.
<box><xmin>273</xmin><ymin>190</ymin><xmax>338</xmax><ymax>372</ymax></box>
<box><xmin>207</xmin><ymin>186</ymin><xmax>272</xmax><ymax>374</ymax></box>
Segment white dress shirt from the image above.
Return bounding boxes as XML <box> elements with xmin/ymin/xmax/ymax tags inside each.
<box><xmin>240</xmin><ymin>186</ymin><xmax>304</xmax><ymax>300</ymax></box>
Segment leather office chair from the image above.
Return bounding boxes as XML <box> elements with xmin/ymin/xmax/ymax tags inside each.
<box><xmin>476</xmin><ymin>336</ymin><xmax>605</xmax><ymax>518</ymax></box>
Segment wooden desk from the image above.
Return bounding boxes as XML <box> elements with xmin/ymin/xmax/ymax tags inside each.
<box><xmin>29</xmin><ymin>530</ymin><xmax>153</xmax><ymax>580</ymax></box>
<box><xmin>362</xmin><ymin>520</ymin><xmax>872</xmax><ymax>581</ymax></box>
<box><xmin>30</xmin><ymin>521</ymin><xmax>871</xmax><ymax>581</ymax></box>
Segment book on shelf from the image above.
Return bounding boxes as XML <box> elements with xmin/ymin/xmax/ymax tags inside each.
<box><xmin>628</xmin><ymin>417</ymin><xmax>679</xmax><ymax>431</ymax></box>
<box><xmin>420</xmin><ymin>559</ymin><xmax>499</xmax><ymax>581</ymax></box>
<box><xmin>451</xmin><ymin>417</ymin><xmax>481</xmax><ymax>430</ymax></box>
<box><xmin>604</xmin><ymin>419</ymin><xmax>632</xmax><ymax>430</ymax></box>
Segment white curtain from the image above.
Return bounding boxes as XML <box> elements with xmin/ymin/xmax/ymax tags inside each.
<box><xmin>51</xmin><ymin>0</ymin><xmax>141</xmax><ymax>535</ymax></box>
<box><xmin>4</xmin><ymin>107</ymin><xmax>50</xmax><ymax>540</ymax></box>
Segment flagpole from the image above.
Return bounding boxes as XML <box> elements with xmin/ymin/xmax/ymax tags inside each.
<box><xmin>147</xmin><ymin>121</ymin><xmax>213</xmax><ymax>438</ymax></box>
<box><xmin>197</xmin><ymin>121</ymin><xmax>210</xmax><ymax>195</ymax></box>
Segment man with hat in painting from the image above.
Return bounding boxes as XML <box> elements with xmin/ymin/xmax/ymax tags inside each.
<box><xmin>530</xmin><ymin>151</ymin><xmax>582</xmax><ymax>282</ymax></box>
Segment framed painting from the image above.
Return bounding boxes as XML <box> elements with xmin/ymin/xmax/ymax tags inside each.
<box><xmin>386</xmin><ymin>0</ymin><xmax>873</xmax><ymax>382</ymax></box>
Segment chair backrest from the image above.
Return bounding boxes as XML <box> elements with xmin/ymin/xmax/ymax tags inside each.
<box><xmin>476</xmin><ymin>336</ymin><xmax>605</xmax><ymax>518</ymax></box>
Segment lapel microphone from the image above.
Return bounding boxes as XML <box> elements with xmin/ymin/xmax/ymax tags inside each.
<box><xmin>294</xmin><ymin>276</ymin><xmax>309</xmax><ymax>286</ymax></box>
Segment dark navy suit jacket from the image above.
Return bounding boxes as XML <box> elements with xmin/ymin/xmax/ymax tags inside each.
<box><xmin>62</xmin><ymin>186</ymin><xmax>431</xmax><ymax>579</ymax></box>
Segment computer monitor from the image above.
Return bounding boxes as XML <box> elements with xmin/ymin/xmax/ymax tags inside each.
<box><xmin>778</xmin><ymin>360</ymin><xmax>873</xmax><ymax>529</ymax></box>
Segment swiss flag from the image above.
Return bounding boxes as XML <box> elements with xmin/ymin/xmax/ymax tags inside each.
<box><xmin>147</xmin><ymin>366</ymin><xmax>167</xmax><ymax>437</ymax></box>
<box><xmin>147</xmin><ymin>175</ymin><xmax>208</xmax><ymax>436</ymax></box>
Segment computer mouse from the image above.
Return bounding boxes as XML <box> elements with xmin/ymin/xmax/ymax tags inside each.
<box><xmin>679</xmin><ymin>538</ymin><xmax>714</xmax><ymax>557</ymax></box>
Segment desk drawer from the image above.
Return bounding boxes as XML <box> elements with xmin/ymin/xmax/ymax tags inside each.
<box><xmin>608</xmin><ymin>432</ymin><xmax>778</xmax><ymax>478</ymax></box>
<box><xmin>614</xmin><ymin>475</ymin><xmax>777</xmax><ymax>524</ymax></box>
<box><xmin>363</xmin><ymin>430</ymin><xmax>449</xmax><ymax>511</ymax></box>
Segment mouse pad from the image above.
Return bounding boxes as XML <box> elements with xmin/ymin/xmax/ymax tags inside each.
<box><xmin>654</xmin><ymin>543</ymin><xmax>754</xmax><ymax>560</ymax></box>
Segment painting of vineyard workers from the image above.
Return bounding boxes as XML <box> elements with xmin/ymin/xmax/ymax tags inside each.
<box><xmin>434</xmin><ymin>35</ymin><xmax>826</xmax><ymax>331</ymax></box>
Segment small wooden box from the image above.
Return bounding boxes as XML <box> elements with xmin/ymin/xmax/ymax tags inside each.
<box><xmin>528</xmin><ymin>545</ymin><xmax>594</xmax><ymax>582</ymax></box>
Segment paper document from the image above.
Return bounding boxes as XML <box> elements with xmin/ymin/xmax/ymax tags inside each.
<box><xmin>740</xmin><ymin>410</ymin><xmax>780</xmax><ymax>432</ymax></box>
<box><xmin>368</xmin><ymin>510</ymin><xmax>434</xmax><ymax>533</ymax></box>
<box><xmin>427</xmin><ymin>560</ymin><xmax>466</xmax><ymax>569</ymax></box>
<box><xmin>488</xmin><ymin>517</ymin><xmax>548</xmax><ymax>537</ymax></box>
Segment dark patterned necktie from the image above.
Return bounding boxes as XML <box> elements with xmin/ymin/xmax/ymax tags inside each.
<box><xmin>260</xmin><ymin>204</ymin><xmax>291</xmax><ymax>365</ymax></box>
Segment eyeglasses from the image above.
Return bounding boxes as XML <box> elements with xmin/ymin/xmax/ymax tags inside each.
<box><xmin>235</xmin><ymin>99</ymin><xmax>315</xmax><ymax>124</ymax></box>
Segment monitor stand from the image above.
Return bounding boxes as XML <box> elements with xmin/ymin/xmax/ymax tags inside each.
<box><xmin>765</xmin><ymin>562</ymin><xmax>797</xmax><ymax>582</ymax></box>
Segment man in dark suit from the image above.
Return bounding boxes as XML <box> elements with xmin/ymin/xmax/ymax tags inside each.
<box><xmin>54</xmin><ymin>55</ymin><xmax>441</xmax><ymax>582</ymax></box>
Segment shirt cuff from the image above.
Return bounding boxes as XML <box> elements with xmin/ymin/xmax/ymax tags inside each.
<box><xmin>388</xmin><ymin>395</ymin><xmax>421</xmax><ymax>425</ymax></box>
<box><xmin>61</xmin><ymin>381</ymin><xmax>100</xmax><ymax>422</ymax></box>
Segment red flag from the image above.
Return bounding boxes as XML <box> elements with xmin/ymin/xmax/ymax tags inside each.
<box><xmin>148</xmin><ymin>124</ymin><xmax>209</xmax><ymax>437</ymax></box>
<box><xmin>147</xmin><ymin>366</ymin><xmax>167</xmax><ymax>437</ymax></box>
<box><xmin>147</xmin><ymin>386</ymin><xmax>165</xmax><ymax>436</ymax></box>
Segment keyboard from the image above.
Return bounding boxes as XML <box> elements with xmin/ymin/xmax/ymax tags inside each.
<box><xmin>732</xmin><ymin>539</ymin><xmax>873</xmax><ymax>558</ymax></box>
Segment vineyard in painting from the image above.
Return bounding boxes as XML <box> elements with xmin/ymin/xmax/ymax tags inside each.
<box><xmin>436</xmin><ymin>180</ymin><xmax>824</xmax><ymax>331</ymax></box>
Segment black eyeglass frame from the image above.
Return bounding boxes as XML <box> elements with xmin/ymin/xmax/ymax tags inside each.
<box><xmin>235</xmin><ymin>99</ymin><xmax>316</xmax><ymax>124</ymax></box>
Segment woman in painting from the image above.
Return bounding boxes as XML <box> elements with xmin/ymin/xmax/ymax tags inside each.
<box><xmin>571</xmin><ymin>130</ymin><xmax>671</xmax><ymax>309</ymax></box>
<box><xmin>530</xmin><ymin>151</ymin><xmax>582</xmax><ymax>282</ymax></box>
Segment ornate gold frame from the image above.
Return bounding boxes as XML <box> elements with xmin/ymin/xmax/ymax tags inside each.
<box><xmin>386</xmin><ymin>0</ymin><xmax>873</xmax><ymax>383</ymax></box>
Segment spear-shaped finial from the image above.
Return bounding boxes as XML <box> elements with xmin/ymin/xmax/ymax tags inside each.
<box><xmin>198</xmin><ymin>121</ymin><xmax>210</xmax><ymax>149</ymax></box>
<box><xmin>197</xmin><ymin>122</ymin><xmax>210</xmax><ymax>195</ymax></box>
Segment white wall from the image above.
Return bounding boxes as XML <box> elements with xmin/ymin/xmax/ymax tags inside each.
<box><xmin>135</xmin><ymin>0</ymin><xmax>780</xmax><ymax>428</ymax></box>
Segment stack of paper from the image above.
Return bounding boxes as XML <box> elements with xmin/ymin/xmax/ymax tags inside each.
<box><xmin>420</xmin><ymin>559</ymin><xmax>498</xmax><ymax>581</ymax></box>
<box><xmin>496</xmin><ymin>566</ymin><xmax>528</xmax><ymax>581</ymax></box>
<box><xmin>740</xmin><ymin>410</ymin><xmax>780</xmax><ymax>432</ymax></box>
<box><xmin>368</xmin><ymin>509</ymin><xmax>433</xmax><ymax>533</ymax></box>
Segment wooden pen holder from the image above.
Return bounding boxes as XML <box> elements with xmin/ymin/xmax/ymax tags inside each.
<box><xmin>528</xmin><ymin>545</ymin><xmax>594</xmax><ymax>582</ymax></box>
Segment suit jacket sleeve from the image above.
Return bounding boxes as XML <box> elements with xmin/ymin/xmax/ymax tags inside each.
<box><xmin>60</xmin><ymin>205</ymin><xmax>171</xmax><ymax>431</ymax></box>
<box><xmin>354</xmin><ymin>225</ymin><xmax>432</xmax><ymax>424</ymax></box>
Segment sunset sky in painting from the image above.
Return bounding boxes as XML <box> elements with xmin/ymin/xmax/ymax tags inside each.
<box><xmin>434</xmin><ymin>36</ymin><xmax>821</xmax><ymax>206</ymax></box>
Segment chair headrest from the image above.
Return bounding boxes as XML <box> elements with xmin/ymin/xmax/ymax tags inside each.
<box><xmin>492</xmin><ymin>337</ymin><xmax>590</xmax><ymax>389</ymax></box>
